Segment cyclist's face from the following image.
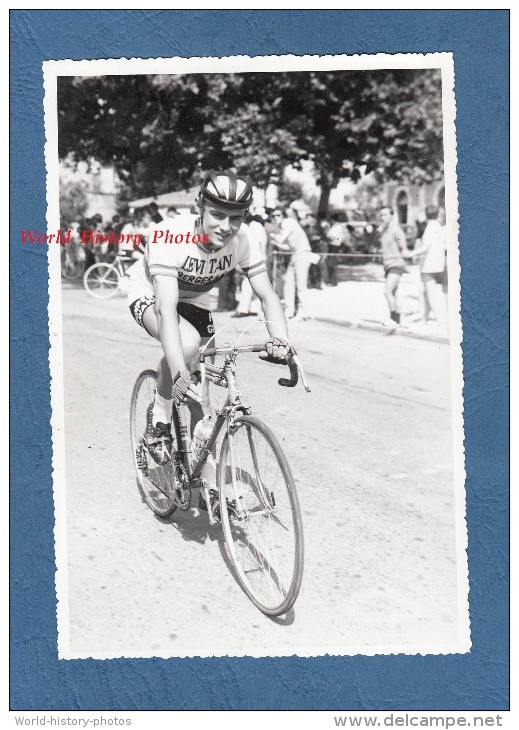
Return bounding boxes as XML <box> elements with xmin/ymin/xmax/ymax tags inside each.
<box><xmin>202</xmin><ymin>204</ymin><xmax>246</xmax><ymax>248</ymax></box>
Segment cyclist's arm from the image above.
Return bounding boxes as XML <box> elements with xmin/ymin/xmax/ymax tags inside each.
<box><xmin>153</xmin><ymin>275</ymin><xmax>189</xmax><ymax>375</ymax></box>
<box><xmin>248</xmin><ymin>271</ymin><xmax>289</xmax><ymax>340</ymax></box>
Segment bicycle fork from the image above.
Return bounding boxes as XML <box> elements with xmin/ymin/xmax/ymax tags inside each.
<box><xmin>226</xmin><ymin>426</ymin><xmax>277</xmax><ymax>521</ymax></box>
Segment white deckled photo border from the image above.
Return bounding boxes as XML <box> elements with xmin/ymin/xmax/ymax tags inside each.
<box><xmin>43</xmin><ymin>52</ymin><xmax>469</xmax><ymax>660</ymax></box>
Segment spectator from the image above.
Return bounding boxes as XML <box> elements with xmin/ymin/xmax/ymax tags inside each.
<box><xmin>119</xmin><ymin>210</ymin><xmax>146</xmax><ymax>261</ymax></box>
<box><xmin>325</xmin><ymin>212</ymin><xmax>352</xmax><ymax>286</ymax></box>
<box><xmin>301</xmin><ymin>213</ymin><xmax>325</xmax><ymax>289</ymax></box>
<box><xmin>82</xmin><ymin>216</ymin><xmax>97</xmax><ymax>270</ymax></box>
<box><xmin>133</xmin><ymin>207</ymin><xmax>153</xmax><ymax>249</ymax></box>
<box><xmin>410</xmin><ymin>204</ymin><xmax>448</xmax><ymax>328</ymax></box>
<box><xmin>110</xmin><ymin>213</ymin><xmax>122</xmax><ymax>232</ymax></box>
<box><xmin>264</xmin><ymin>210</ymin><xmax>286</xmax><ymax>299</ymax></box>
<box><xmin>415</xmin><ymin>212</ymin><xmax>427</xmax><ymax>241</ymax></box>
<box><xmin>233</xmin><ymin>214</ymin><xmax>268</xmax><ymax>317</ymax></box>
<box><xmin>148</xmin><ymin>201</ymin><xmax>163</xmax><ymax>224</ymax></box>
<box><xmin>378</xmin><ymin>206</ymin><xmax>412</xmax><ymax>326</ymax></box>
<box><xmin>101</xmin><ymin>214</ymin><xmax>122</xmax><ymax>261</ymax></box>
<box><xmin>270</xmin><ymin>207</ymin><xmax>312</xmax><ymax>322</ymax></box>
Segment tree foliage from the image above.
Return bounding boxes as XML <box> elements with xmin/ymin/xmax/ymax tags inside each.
<box><xmin>59</xmin><ymin>179</ymin><xmax>88</xmax><ymax>226</ymax></box>
<box><xmin>58</xmin><ymin>68</ymin><xmax>444</xmax><ymax>210</ymax></box>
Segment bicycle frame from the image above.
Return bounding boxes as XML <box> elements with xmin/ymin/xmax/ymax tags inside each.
<box><xmin>106</xmin><ymin>256</ymin><xmax>133</xmax><ymax>288</ymax></box>
<box><xmin>169</xmin><ymin>343</ymin><xmax>309</xmax><ymax>522</ymax></box>
<box><xmin>100</xmin><ymin>256</ymin><xmax>129</xmax><ymax>280</ymax></box>
<box><xmin>117</xmin><ymin>255</ymin><xmax>137</xmax><ymax>275</ymax></box>
<box><xmin>167</xmin><ymin>351</ymin><xmax>249</xmax><ymax>523</ymax></box>
<box><xmin>173</xmin><ymin>352</ymin><xmax>248</xmax><ymax>482</ymax></box>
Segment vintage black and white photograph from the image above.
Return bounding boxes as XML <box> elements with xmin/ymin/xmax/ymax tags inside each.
<box><xmin>43</xmin><ymin>53</ymin><xmax>469</xmax><ymax>659</ymax></box>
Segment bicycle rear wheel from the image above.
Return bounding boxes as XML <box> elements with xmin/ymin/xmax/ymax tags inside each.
<box><xmin>130</xmin><ymin>370</ymin><xmax>177</xmax><ymax>518</ymax></box>
<box><xmin>217</xmin><ymin>415</ymin><xmax>304</xmax><ymax>615</ymax></box>
<box><xmin>83</xmin><ymin>263</ymin><xmax>120</xmax><ymax>298</ymax></box>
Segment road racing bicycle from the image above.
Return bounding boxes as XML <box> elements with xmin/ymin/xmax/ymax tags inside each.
<box><xmin>130</xmin><ymin>330</ymin><xmax>310</xmax><ymax>616</ymax></box>
<box><xmin>83</xmin><ymin>254</ymin><xmax>135</xmax><ymax>299</ymax></box>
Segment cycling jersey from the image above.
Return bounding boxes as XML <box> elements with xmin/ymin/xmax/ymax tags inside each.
<box><xmin>127</xmin><ymin>214</ymin><xmax>267</xmax><ymax>311</ymax></box>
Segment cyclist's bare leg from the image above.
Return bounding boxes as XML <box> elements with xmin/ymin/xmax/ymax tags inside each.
<box><xmin>141</xmin><ymin>305</ymin><xmax>214</xmax><ymax>432</ymax></box>
<box><xmin>142</xmin><ymin>304</ymin><xmax>199</xmax><ymax>381</ymax></box>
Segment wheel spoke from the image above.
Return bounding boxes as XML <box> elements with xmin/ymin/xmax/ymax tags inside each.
<box><xmin>84</xmin><ymin>264</ymin><xmax>120</xmax><ymax>298</ymax></box>
<box><xmin>130</xmin><ymin>370</ymin><xmax>177</xmax><ymax>518</ymax></box>
<box><xmin>246</xmin><ymin>426</ymin><xmax>272</xmax><ymax>511</ymax></box>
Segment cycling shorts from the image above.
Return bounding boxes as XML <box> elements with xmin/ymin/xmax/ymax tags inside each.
<box><xmin>129</xmin><ymin>296</ymin><xmax>215</xmax><ymax>340</ymax></box>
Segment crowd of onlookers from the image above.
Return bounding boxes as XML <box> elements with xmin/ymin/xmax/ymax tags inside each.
<box><xmin>222</xmin><ymin>206</ymin><xmax>377</xmax><ymax>322</ymax></box>
<box><xmin>64</xmin><ymin>199</ymin><xmax>449</xmax><ymax>330</ymax></box>
<box><xmin>229</xmin><ymin>203</ymin><xmax>449</xmax><ymax>330</ymax></box>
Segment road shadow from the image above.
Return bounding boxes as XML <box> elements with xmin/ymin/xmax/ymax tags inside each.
<box><xmin>141</xmin><ymin>483</ymin><xmax>297</xmax><ymax>625</ymax></box>
<box><xmin>154</xmin><ymin>502</ymin><xmax>222</xmax><ymax>546</ymax></box>
<box><xmin>134</xmin><ymin>473</ymin><xmax>219</xmax><ymax>545</ymax></box>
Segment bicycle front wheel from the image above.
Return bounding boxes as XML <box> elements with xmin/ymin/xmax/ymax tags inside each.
<box><xmin>83</xmin><ymin>263</ymin><xmax>120</xmax><ymax>298</ymax></box>
<box><xmin>217</xmin><ymin>415</ymin><xmax>304</xmax><ymax>616</ymax></box>
<box><xmin>130</xmin><ymin>370</ymin><xmax>177</xmax><ymax>518</ymax></box>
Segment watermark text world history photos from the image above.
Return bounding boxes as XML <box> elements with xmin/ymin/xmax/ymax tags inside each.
<box><xmin>20</xmin><ymin>229</ymin><xmax>210</xmax><ymax>248</ymax></box>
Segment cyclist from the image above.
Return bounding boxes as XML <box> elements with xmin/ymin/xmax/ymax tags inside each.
<box><xmin>127</xmin><ymin>170</ymin><xmax>291</xmax><ymax>473</ymax></box>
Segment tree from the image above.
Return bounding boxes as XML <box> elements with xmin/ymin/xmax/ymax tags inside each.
<box><xmin>58</xmin><ymin>75</ymin><xmax>210</xmax><ymax>198</ymax></box>
<box><xmin>59</xmin><ymin>179</ymin><xmax>88</xmax><ymax>227</ymax></box>
<box><xmin>209</xmin><ymin>69</ymin><xmax>444</xmax><ymax>215</ymax></box>
<box><xmin>58</xmin><ymin>69</ymin><xmax>444</xmax><ymax>215</ymax></box>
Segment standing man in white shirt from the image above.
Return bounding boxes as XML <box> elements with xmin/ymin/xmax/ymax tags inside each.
<box><xmin>410</xmin><ymin>204</ymin><xmax>448</xmax><ymax>328</ymax></box>
<box><xmin>232</xmin><ymin>213</ymin><xmax>269</xmax><ymax>317</ymax></box>
<box><xmin>270</xmin><ymin>208</ymin><xmax>312</xmax><ymax>322</ymax></box>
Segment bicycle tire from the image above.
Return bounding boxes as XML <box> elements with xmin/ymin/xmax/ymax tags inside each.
<box><xmin>217</xmin><ymin>415</ymin><xmax>304</xmax><ymax>615</ymax></box>
<box><xmin>83</xmin><ymin>263</ymin><xmax>120</xmax><ymax>299</ymax></box>
<box><xmin>130</xmin><ymin>369</ymin><xmax>177</xmax><ymax>518</ymax></box>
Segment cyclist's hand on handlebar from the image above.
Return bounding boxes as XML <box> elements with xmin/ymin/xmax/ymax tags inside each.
<box><xmin>172</xmin><ymin>370</ymin><xmax>202</xmax><ymax>405</ymax></box>
<box><xmin>259</xmin><ymin>337</ymin><xmax>292</xmax><ymax>363</ymax></box>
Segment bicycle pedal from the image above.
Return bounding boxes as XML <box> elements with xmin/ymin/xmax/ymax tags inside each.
<box><xmin>201</xmin><ymin>486</ymin><xmax>220</xmax><ymax>524</ymax></box>
<box><xmin>136</xmin><ymin>442</ymin><xmax>148</xmax><ymax>471</ymax></box>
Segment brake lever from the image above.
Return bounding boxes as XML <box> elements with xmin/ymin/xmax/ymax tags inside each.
<box><xmin>292</xmin><ymin>354</ymin><xmax>311</xmax><ymax>393</ymax></box>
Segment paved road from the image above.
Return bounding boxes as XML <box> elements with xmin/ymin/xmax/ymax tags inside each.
<box><xmin>59</xmin><ymin>288</ymin><xmax>464</xmax><ymax>659</ymax></box>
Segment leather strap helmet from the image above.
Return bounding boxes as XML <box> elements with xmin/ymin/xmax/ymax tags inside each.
<box><xmin>199</xmin><ymin>170</ymin><xmax>253</xmax><ymax>210</ymax></box>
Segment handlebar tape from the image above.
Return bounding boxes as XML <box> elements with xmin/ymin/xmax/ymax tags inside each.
<box><xmin>278</xmin><ymin>359</ymin><xmax>299</xmax><ymax>388</ymax></box>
